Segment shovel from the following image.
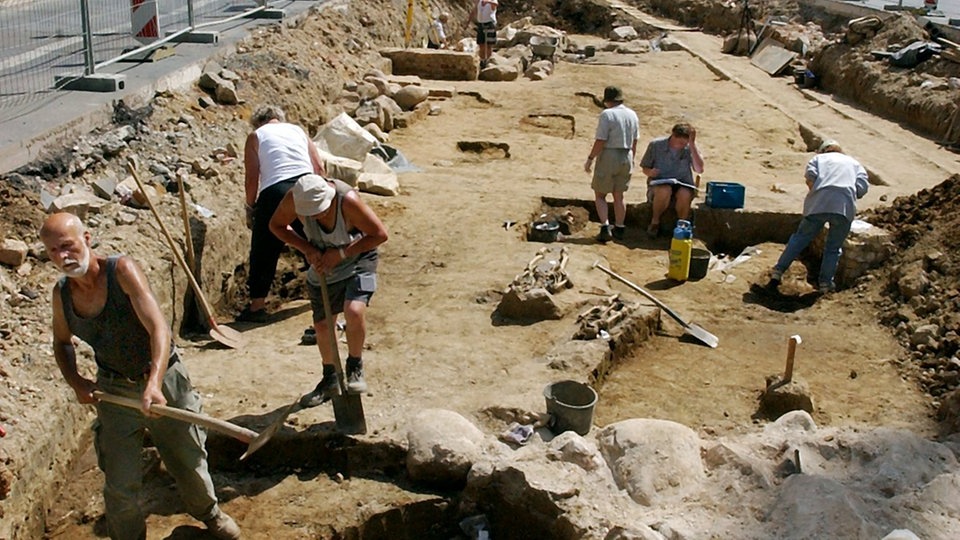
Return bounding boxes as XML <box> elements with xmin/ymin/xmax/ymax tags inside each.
<box><xmin>593</xmin><ymin>262</ymin><xmax>720</xmax><ymax>348</ymax></box>
<box><xmin>126</xmin><ymin>161</ymin><xmax>245</xmax><ymax>349</ymax></box>
<box><xmin>318</xmin><ymin>273</ymin><xmax>367</xmax><ymax>434</ymax></box>
<box><xmin>93</xmin><ymin>391</ymin><xmax>275</xmax><ymax>460</ymax></box>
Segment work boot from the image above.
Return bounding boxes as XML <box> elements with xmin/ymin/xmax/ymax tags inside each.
<box><xmin>597</xmin><ymin>225</ymin><xmax>612</xmax><ymax>243</ymax></box>
<box><xmin>346</xmin><ymin>357</ymin><xmax>367</xmax><ymax>394</ymax></box>
<box><xmin>612</xmin><ymin>225</ymin><xmax>626</xmax><ymax>240</ymax></box>
<box><xmin>236</xmin><ymin>305</ymin><xmax>267</xmax><ymax>323</ymax></box>
<box><xmin>300</xmin><ymin>371</ymin><xmax>340</xmax><ymax>408</ymax></box>
<box><xmin>765</xmin><ymin>269</ymin><xmax>783</xmax><ymax>291</ymax></box>
<box><xmin>204</xmin><ymin>511</ymin><xmax>241</xmax><ymax>540</ymax></box>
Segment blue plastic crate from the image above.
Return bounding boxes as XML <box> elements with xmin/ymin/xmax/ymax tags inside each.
<box><xmin>705</xmin><ymin>181</ymin><xmax>745</xmax><ymax>209</ymax></box>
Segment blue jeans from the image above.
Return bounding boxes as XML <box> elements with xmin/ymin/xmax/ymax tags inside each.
<box><xmin>774</xmin><ymin>213</ymin><xmax>852</xmax><ymax>289</ymax></box>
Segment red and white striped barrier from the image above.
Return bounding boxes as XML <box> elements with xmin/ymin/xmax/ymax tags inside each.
<box><xmin>130</xmin><ymin>0</ymin><xmax>160</xmax><ymax>44</ymax></box>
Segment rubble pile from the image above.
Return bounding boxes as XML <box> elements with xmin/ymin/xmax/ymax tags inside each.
<box><xmin>865</xmin><ymin>175</ymin><xmax>960</xmax><ymax>399</ymax></box>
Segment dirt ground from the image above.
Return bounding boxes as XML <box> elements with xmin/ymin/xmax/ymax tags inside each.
<box><xmin>3</xmin><ymin>0</ymin><xmax>960</xmax><ymax>538</ymax></box>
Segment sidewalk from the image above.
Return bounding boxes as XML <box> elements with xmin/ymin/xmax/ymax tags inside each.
<box><xmin>0</xmin><ymin>0</ymin><xmax>321</xmax><ymax>176</ymax></box>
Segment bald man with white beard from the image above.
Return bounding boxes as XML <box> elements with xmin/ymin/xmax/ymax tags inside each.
<box><xmin>40</xmin><ymin>212</ymin><xmax>240</xmax><ymax>540</ymax></box>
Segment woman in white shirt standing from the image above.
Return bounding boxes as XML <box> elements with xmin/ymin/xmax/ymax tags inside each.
<box><xmin>240</xmin><ymin>105</ymin><xmax>324</xmax><ymax>322</ymax></box>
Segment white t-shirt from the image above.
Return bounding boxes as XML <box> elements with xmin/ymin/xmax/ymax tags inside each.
<box><xmin>429</xmin><ymin>19</ymin><xmax>446</xmax><ymax>44</ymax></box>
<box><xmin>255</xmin><ymin>122</ymin><xmax>313</xmax><ymax>193</ymax></box>
<box><xmin>477</xmin><ymin>0</ymin><xmax>497</xmax><ymax>24</ymax></box>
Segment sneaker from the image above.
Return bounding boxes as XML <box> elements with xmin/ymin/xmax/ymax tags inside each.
<box><xmin>597</xmin><ymin>225</ymin><xmax>612</xmax><ymax>243</ymax></box>
<box><xmin>204</xmin><ymin>511</ymin><xmax>240</xmax><ymax>540</ymax></box>
<box><xmin>299</xmin><ymin>372</ymin><xmax>341</xmax><ymax>408</ymax></box>
<box><xmin>236</xmin><ymin>305</ymin><xmax>267</xmax><ymax>323</ymax></box>
<box><xmin>646</xmin><ymin>223</ymin><xmax>659</xmax><ymax>238</ymax></box>
<box><xmin>612</xmin><ymin>226</ymin><xmax>626</xmax><ymax>240</ymax></box>
<box><xmin>346</xmin><ymin>360</ymin><xmax>367</xmax><ymax>394</ymax></box>
<box><xmin>818</xmin><ymin>283</ymin><xmax>837</xmax><ymax>294</ymax></box>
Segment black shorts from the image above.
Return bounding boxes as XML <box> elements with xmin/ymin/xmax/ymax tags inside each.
<box><xmin>476</xmin><ymin>22</ymin><xmax>497</xmax><ymax>45</ymax></box>
<box><xmin>306</xmin><ymin>272</ymin><xmax>376</xmax><ymax>323</ymax></box>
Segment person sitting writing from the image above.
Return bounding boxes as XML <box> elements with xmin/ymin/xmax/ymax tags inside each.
<box><xmin>639</xmin><ymin>123</ymin><xmax>704</xmax><ymax>237</ymax></box>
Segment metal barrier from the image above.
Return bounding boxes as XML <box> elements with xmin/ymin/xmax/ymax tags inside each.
<box><xmin>0</xmin><ymin>0</ymin><xmax>286</xmax><ymax>117</ymax></box>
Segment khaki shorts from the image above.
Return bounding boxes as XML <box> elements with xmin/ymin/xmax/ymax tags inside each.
<box><xmin>591</xmin><ymin>148</ymin><xmax>633</xmax><ymax>194</ymax></box>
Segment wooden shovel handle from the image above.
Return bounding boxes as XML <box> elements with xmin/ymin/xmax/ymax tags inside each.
<box><xmin>784</xmin><ymin>335</ymin><xmax>801</xmax><ymax>382</ymax></box>
<box><xmin>126</xmin><ymin>162</ymin><xmax>219</xmax><ymax>329</ymax></box>
<box><xmin>93</xmin><ymin>391</ymin><xmax>257</xmax><ymax>443</ymax></box>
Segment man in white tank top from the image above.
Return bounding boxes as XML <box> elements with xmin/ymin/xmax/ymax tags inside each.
<box><xmin>468</xmin><ymin>0</ymin><xmax>498</xmax><ymax>68</ymax></box>
<box><xmin>240</xmin><ymin>105</ymin><xmax>324</xmax><ymax>322</ymax></box>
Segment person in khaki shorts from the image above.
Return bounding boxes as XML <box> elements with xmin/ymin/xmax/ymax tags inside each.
<box><xmin>584</xmin><ymin>86</ymin><xmax>640</xmax><ymax>242</ymax></box>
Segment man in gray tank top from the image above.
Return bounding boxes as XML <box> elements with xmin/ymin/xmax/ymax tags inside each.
<box><xmin>269</xmin><ymin>174</ymin><xmax>389</xmax><ymax>407</ymax></box>
<box><xmin>40</xmin><ymin>213</ymin><xmax>240</xmax><ymax>540</ymax></box>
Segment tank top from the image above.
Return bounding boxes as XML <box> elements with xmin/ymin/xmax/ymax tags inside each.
<box><xmin>256</xmin><ymin>122</ymin><xmax>314</xmax><ymax>194</ymax></box>
<box><xmin>59</xmin><ymin>256</ymin><xmax>173</xmax><ymax>379</ymax></box>
<box><xmin>302</xmin><ymin>179</ymin><xmax>378</xmax><ymax>285</ymax></box>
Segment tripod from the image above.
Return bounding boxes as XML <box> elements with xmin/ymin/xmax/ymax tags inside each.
<box><xmin>736</xmin><ymin>0</ymin><xmax>758</xmax><ymax>55</ymax></box>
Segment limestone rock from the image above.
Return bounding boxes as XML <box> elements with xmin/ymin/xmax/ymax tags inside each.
<box><xmin>497</xmin><ymin>287</ymin><xmax>564</xmax><ymax>320</ymax></box>
<box><xmin>548</xmin><ymin>431</ymin><xmax>606</xmax><ymax>472</ymax></box>
<box><xmin>214</xmin><ymin>80</ymin><xmax>239</xmax><ymax>105</ymax></box>
<box><xmin>767</xmin><ymin>475</ymin><xmax>882</xmax><ymax>539</ymax></box>
<box><xmin>0</xmin><ymin>239</ymin><xmax>29</xmax><ymax>268</ymax></box>
<box><xmin>617</xmin><ymin>41</ymin><xmax>651</xmax><ymax>54</ymax></box>
<box><xmin>356</xmin><ymin>82</ymin><xmax>379</xmax><ymax>101</ymax></box>
<box><xmin>598</xmin><ymin>419</ymin><xmax>705</xmax><ymax>506</ymax></box>
<box><xmin>406</xmin><ymin>409</ymin><xmax>485</xmax><ymax>487</ymax></box>
<box><xmin>881</xmin><ymin>531</ymin><xmax>920</xmax><ymax>540</ymax></box>
<box><xmin>659</xmin><ymin>36</ymin><xmax>684</xmax><ymax>52</ymax></box>
<box><xmin>764</xmin><ymin>410</ymin><xmax>818</xmax><ymax>435</ymax></box>
<box><xmin>362</xmin><ymin>153</ymin><xmax>393</xmax><ymax>175</ymax></box>
<box><xmin>198</xmin><ymin>71</ymin><xmax>223</xmax><ymax>91</ymax></box>
<box><xmin>335</xmin><ymin>92</ymin><xmax>361</xmax><ymax>116</ymax></box>
<box><xmin>363</xmin><ymin>123</ymin><xmax>389</xmax><ymax>143</ymax></box>
<box><xmin>479</xmin><ymin>64</ymin><xmax>520</xmax><ymax>82</ymax></box>
<box><xmin>51</xmin><ymin>191</ymin><xmax>108</xmax><ymax>217</ymax></box>
<box><xmin>92</xmin><ymin>177</ymin><xmax>118</xmax><ymax>200</ymax></box>
<box><xmin>393</xmin><ymin>85</ymin><xmax>430</xmax><ymax>111</ymax></box>
<box><xmin>610</xmin><ymin>26</ymin><xmax>638</xmax><ymax>42</ymax></box>
<box><xmin>357</xmin><ymin>172</ymin><xmax>399</xmax><ymax>196</ymax></box>
<box><xmin>911</xmin><ymin>324</ymin><xmax>940</xmax><ymax>349</ymax></box>
<box><xmin>703</xmin><ymin>442</ymin><xmax>774</xmax><ymax>489</ymax></box>
<box><xmin>895</xmin><ymin>260</ymin><xmax>929</xmax><ymax>299</ymax></box>
<box><xmin>604</xmin><ymin>525</ymin><xmax>664</xmax><ymax>540</ymax></box>
<box><xmin>320</xmin><ymin>152</ymin><xmax>363</xmax><ymax>187</ymax></box>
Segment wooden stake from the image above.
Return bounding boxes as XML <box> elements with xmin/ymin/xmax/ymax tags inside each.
<box><xmin>784</xmin><ymin>335</ymin><xmax>802</xmax><ymax>382</ymax></box>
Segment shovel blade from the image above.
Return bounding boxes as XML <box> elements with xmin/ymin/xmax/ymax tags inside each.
<box><xmin>685</xmin><ymin>322</ymin><xmax>719</xmax><ymax>349</ymax></box>
<box><xmin>209</xmin><ymin>324</ymin><xmax>245</xmax><ymax>349</ymax></box>
<box><xmin>332</xmin><ymin>393</ymin><xmax>367</xmax><ymax>435</ymax></box>
<box><xmin>240</xmin><ymin>400</ymin><xmax>301</xmax><ymax>461</ymax></box>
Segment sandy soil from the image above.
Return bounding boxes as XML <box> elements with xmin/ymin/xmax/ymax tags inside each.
<box><xmin>2</xmin><ymin>2</ymin><xmax>958</xmax><ymax>539</ymax></box>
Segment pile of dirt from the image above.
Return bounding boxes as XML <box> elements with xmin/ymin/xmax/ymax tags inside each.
<box><xmin>810</xmin><ymin>14</ymin><xmax>959</xmax><ymax>141</ymax></box>
<box><xmin>865</xmin><ymin>174</ymin><xmax>960</xmax><ymax>400</ymax></box>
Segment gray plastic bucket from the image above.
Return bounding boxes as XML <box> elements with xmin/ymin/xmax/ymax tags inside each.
<box><xmin>544</xmin><ymin>380</ymin><xmax>598</xmax><ymax>436</ymax></box>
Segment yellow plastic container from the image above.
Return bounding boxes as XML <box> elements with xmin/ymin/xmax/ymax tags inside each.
<box><xmin>668</xmin><ymin>220</ymin><xmax>693</xmax><ymax>282</ymax></box>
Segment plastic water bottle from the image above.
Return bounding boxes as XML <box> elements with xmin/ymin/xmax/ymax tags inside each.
<box><xmin>668</xmin><ymin>220</ymin><xmax>693</xmax><ymax>281</ymax></box>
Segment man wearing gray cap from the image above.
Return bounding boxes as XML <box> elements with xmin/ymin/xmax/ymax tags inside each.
<box><xmin>269</xmin><ymin>175</ymin><xmax>388</xmax><ymax>406</ymax></box>
<box><xmin>766</xmin><ymin>139</ymin><xmax>869</xmax><ymax>294</ymax></box>
<box><xmin>584</xmin><ymin>86</ymin><xmax>640</xmax><ymax>242</ymax></box>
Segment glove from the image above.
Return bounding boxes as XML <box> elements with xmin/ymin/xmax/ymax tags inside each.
<box><xmin>244</xmin><ymin>204</ymin><xmax>255</xmax><ymax>230</ymax></box>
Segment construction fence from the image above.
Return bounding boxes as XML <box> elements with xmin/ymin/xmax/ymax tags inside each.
<box><xmin>0</xmin><ymin>0</ymin><xmax>286</xmax><ymax>117</ymax></box>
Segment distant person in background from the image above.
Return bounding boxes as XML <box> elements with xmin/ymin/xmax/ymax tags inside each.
<box><xmin>766</xmin><ymin>139</ymin><xmax>869</xmax><ymax>294</ymax></box>
<box><xmin>240</xmin><ymin>105</ymin><xmax>325</xmax><ymax>323</ymax></box>
<box><xmin>468</xmin><ymin>0</ymin><xmax>498</xmax><ymax>68</ymax></box>
<box><xmin>428</xmin><ymin>12</ymin><xmax>450</xmax><ymax>49</ymax></box>
<box><xmin>640</xmin><ymin>122</ymin><xmax>705</xmax><ymax>238</ymax></box>
<box><xmin>584</xmin><ymin>85</ymin><xmax>639</xmax><ymax>242</ymax></box>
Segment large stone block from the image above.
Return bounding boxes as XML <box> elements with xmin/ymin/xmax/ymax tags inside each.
<box><xmin>380</xmin><ymin>48</ymin><xmax>478</xmax><ymax>81</ymax></box>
